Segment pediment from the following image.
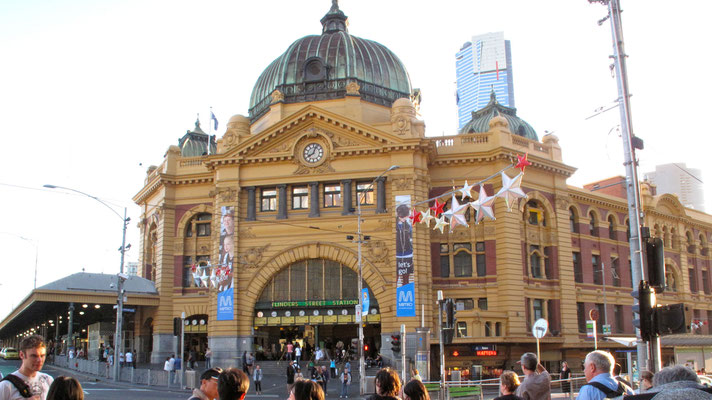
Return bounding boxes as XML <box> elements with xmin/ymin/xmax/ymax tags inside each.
<box><xmin>655</xmin><ymin>193</ymin><xmax>687</xmax><ymax>217</ymax></box>
<box><xmin>221</xmin><ymin>105</ymin><xmax>408</xmax><ymax>163</ymax></box>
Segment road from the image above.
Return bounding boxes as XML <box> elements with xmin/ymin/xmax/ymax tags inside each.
<box><xmin>0</xmin><ymin>358</ymin><xmax>188</xmax><ymax>400</ymax></box>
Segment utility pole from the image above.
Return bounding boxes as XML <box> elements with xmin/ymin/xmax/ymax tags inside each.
<box><xmin>437</xmin><ymin>290</ymin><xmax>445</xmax><ymax>400</ymax></box>
<box><xmin>590</xmin><ymin>0</ymin><xmax>654</xmax><ymax>372</ymax></box>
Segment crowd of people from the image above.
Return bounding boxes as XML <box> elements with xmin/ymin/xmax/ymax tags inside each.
<box><xmin>4</xmin><ymin>334</ymin><xmax>712</xmax><ymax>400</ymax></box>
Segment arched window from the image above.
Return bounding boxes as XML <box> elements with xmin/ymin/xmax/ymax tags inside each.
<box><xmin>569</xmin><ymin>207</ymin><xmax>578</xmax><ymax>233</ymax></box>
<box><xmin>589</xmin><ymin>211</ymin><xmax>598</xmax><ymax>237</ymax></box>
<box><xmin>186</xmin><ymin>213</ymin><xmax>212</xmax><ymax>237</ymax></box>
<box><xmin>608</xmin><ymin>215</ymin><xmax>617</xmax><ymax>240</ymax></box>
<box><xmin>529</xmin><ymin>245</ymin><xmax>544</xmax><ymax>278</ymax></box>
<box><xmin>687</xmin><ymin>231</ymin><xmax>695</xmax><ymax>254</ymax></box>
<box><xmin>526</xmin><ymin>200</ymin><xmax>546</xmax><ymax>226</ymax></box>
<box><xmin>700</xmin><ymin>233</ymin><xmax>709</xmax><ymax>256</ymax></box>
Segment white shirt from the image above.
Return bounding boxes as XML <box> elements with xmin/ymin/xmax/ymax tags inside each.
<box><xmin>125</xmin><ymin>352</ymin><xmax>133</xmax><ymax>362</ymax></box>
<box><xmin>164</xmin><ymin>360</ymin><xmax>172</xmax><ymax>372</ymax></box>
<box><xmin>168</xmin><ymin>357</ymin><xmax>176</xmax><ymax>371</ymax></box>
<box><xmin>0</xmin><ymin>371</ymin><xmax>53</xmax><ymax>400</ymax></box>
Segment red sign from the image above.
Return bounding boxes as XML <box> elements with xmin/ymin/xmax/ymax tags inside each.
<box><xmin>476</xmin><ymin>350</ymin><xmax>498</xmax><ymax>356</ymax></box>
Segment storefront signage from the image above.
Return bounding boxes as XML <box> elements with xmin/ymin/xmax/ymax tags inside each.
<box><xmin>476</xmin><ymin>350</ymin><xmax>498</xmax><ymax>356</ymax></box>
<box><xmin>271</xmin><ymin>299</ymin><xmax>358</xmax><ymax>308</ymax></box>
<box><xmin>473</xmin><ymin>345</ymin><xmax>496</xmax><ymax>351</ymax></box>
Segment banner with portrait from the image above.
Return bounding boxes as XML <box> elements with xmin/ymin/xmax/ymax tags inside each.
<box><xmin>217</xmin><ymin>206</ymin><xmax>235</xmax><ymax>321</ymax></box>
<box><xmin>395</xmin><ymin>195</ymin><xmax>416</xmax><ymax>317</ymax></box>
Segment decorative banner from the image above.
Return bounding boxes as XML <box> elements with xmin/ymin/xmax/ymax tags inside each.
<box><xmin>217</xmin><ymin>287</ymin><xmax>234</xmax><ymax>321</ymax></box>
<box><xmin>395</xmin><ymin>195</ymin><xmax>416</xmax><ymax>317</ymax></box>
<box><xmin>362</xmin><ymin>289</ymin><xmax>370</xmax><ymax>315</ymax></box>
<box><xmin>217</xmin><ymin>206</ymin><xmax>235</xmax><ymax>320</ymax></box>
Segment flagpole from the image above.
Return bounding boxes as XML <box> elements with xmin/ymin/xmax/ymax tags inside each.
<box><xmin>208</xmin><ymin>107</ymin><xmax>213</xmax><ymax>155</ymax></box>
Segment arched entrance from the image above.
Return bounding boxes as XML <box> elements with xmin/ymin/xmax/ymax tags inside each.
<box><xmin>254</xmin><ymin>258</ymin><xmax>381</xmax><ymax>362</ymax></box>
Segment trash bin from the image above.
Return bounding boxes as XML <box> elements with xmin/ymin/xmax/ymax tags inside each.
<box><xmin>185</xmin><ymin>370</ymin><xmax>198</xmax><ymax>389</ymax></box>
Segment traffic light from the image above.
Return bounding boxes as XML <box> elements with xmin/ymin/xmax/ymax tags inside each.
<box><xmin>632</xmin><ymin>281</ymin><xmax>655</xmax><ymax>341</ymax></box>
<box><xmin>173</xmin><ymin>317</ymin><xmax>181</xmax><ymax>336</ymax></box>
<box><xmin>654</xmin><ymin>303</ymin><xmax>691</xmax><ymax>335</ymax></box>
<box><xmin>646</xmin><ymin>237</ymin><xmax>666</xmax><ymax>293</ymax></box>
<box><xmin>391</xmin><ymin>334</ymin><xmax>401</xmax><ymax>354</ymax></box>
<box><xmin>445</xmin><ymin>298</ymin><xmax>456</xmax><ymax>328</ymax></box>
<box><xmin>364</xmin><ymin>344</ymin><xmax>369</xmax><ymax>352</ymax></box>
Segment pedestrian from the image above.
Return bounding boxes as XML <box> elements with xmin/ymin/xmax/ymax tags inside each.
<box><xmin>612</xmin><ymin>363</ymin><xmax>632</xmax><ymax>388</ymax></box>
<box><xmin>242</xmin><ymin>351</ymin><xmax>248</xmax><ymax>374</ymax></box>
<box><xmin>494</xmin><ymin>371</ymin><xmax>523</xmax><ymax>400</ymax></box>
<box><xmin>188</xmin><ymin>350</ymin><xmax>196</xmax><ymax>370</ymax></box>
<box><xmin>165</xmin><ymin>357</ymin><xmax>174</xmax><ymax>384</ymax></box>
<box><xmin>169</xmin><ymin>354</ymin><xmax>177</xmax><ymax>384</ymax></box>
<box><xmin>46</xmin><ymin>376</ymin><xmax>83</xmax><ymax>400</ymax></box>
<box><xmin>330</xmin><ymin>359</ymin><xmax>337</xmax><ymax>379</ymax></box>
<box><xmin>217</xmin><ymin>368</ymin><xmax>250</xmax><ymax>400</ymax></box>
<box><xmin>132</xmin><ymin>349</ymin><xmax>137</xmax><ymax>368</ymax></box>
<box><xmin>560</xmin><ymin>361</ymin><xmax>571</xmax><ymax>396</ymax></box>
<box><xmin>576</xmin><ymin>350</ymin><xmax>633</xmax><ymax>400</ymax></box>
<box><xmin>125</xmin><ymin>350</ymin><xmax>133</xmax><ymax>370</ymax></box>
<box><xmin>292</xmin><ymin>379</ymin><xmax>325</xmax><ymax>400</ymax></box>
<box><xmin>312</xmin><ymin>366</ymin><xmax>325</xmax><ymax>392</ymax></box>
<box><xmin>119</xmin><ymin>351</ymin><xmax>125</xmax><ymax>367</ymax></box>
<box><xmin>287</xmin><ymin>341</ymin><xmax>294</xmax><ymax>361</ymax></box>
<box><xmin>515</xmin><ymin>352</ymin><xmax>551</xmax><ymax>400</ymax></box>
<box><xmin>321</xmin><ymin>365</ymin><xmax>330</xmax><ymax>394</ymax></box>
<box><xmin>0</xmin><ymin>335</ymin><xmax>54</xmax><ymax>400</ymax></box>
<box><xmin>403</xmin><ymin>379</ymin><xmax>430</xmax><ymax>400</ymax></box>
<box><xmin>367</xmin><ymin>367</ymin><xmax>402</xmax><ymax>400</ymax></box>
<box><xmin>295</xmin><ymin>344</ymin><xmax>302</xmax><ymax>364</ymax></box>
<box><xmin>246</xmin><ymin>353</ymin><xmax>254</xmax><ymax>375</ymax></box>
<box><xmin>108</xmin><ymin>347</ymin><xmax>114</xmax><ymax>367</ymax></box>
<box><xmin>205</xmin><ymin>347</ymin><xmax>212</xmax><ymax>369</ymax></box>
<box><xmin>295</xmin><ymin>366</ymin><xmax>304</xmax><ymax>380</ymax></box>
<box><xmin>339</xmin><ymin>368</ymin><xmax>351</xmax><ymax>398</ymax></box>
<box><xmin>189</xmin><ymin>367</ymin><xmax>222</xmax><ymax>400</ymax></box>
<box><xmin>642</xmin><ymin>365</ymin><xmax>709</xmax><ymax>399</ymax></box>
<box><xmin>411</xmin><ymin>369</ymin><xmax>422</xmax><ymax>382</ymax></box>
<box><xmin>315</xmin><ymin>347</ymin><xmax>324</xmax><ymax>362</ymax></box>
<box><xmin>253</xmin><ymin>365</ymin><xmax>263</xmax><ymax>395</ymax></box>
<box><xmin>637</xmin><ymin>370</ymin><xmax>654</xmax><ymax>393</ymax></box>
<box><xmin>287</xmin><ymin>360</ymin><xmax>296</xmax><ymax>395</ymax></box>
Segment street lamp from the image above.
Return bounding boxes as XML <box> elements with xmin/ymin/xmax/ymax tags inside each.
<box><xmin>353</xmin><ymin>165</ymin><xmax>399</xmax><ymax>395</ymax></box>
<box><xmin>1</xmin><ymin>234</ymin><xmax>39</xmax><ymax>289</ymax></box>
<box><xmin>43</xmin><ymin>184</ymin><xmax>130</xmax><ymax>382</ymax></box>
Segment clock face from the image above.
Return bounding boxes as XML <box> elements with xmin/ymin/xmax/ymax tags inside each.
<box><xmin>303</xmin><ymin>143</ymin><xmax>324</xmax><ymax>163</ymax></box>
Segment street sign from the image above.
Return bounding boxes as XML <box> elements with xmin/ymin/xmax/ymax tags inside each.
<box><xmin>589</xmin><ymin>309</ymin><xmax>599</xmax><ymax>321</ymax></box>
<box><xmin>603</xmin><ymin>324</ymin><xmax>611</xmax><ymax>335</ymax></box>
<box><xmin>355</xmin><ymin>306</ymin><xmax>362</xmax><ymax>323</ymax></box>
<box><xmin>586</xmin><ymin>320</ymin><xmax>597</xmax><ymax>338</ymax></box>
<box><xmin>532</xmin><ymin>318</ymin><xmax>548</xmax><ymax>339</ymax></box>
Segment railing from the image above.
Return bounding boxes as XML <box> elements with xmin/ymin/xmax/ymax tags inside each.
<box><xmin>50</xmin><ymin>358</ymin><xmax>198</xmax><ymax>389</ymax></box>
<box><xmin>422</xmin><ymin>375</ymin><xmax>588</xmax><ymax>400</ymax></box>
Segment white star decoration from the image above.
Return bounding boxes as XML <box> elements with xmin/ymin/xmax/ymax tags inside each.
<box><xmin>442</xmin><ymin>195</ymin><xmax>469</xmax><ymax>232</ymax></box>
<box><xmin>420</xmin><ymin>208</ymin><xmax>435</xmax><ymax>227</ymax></box>
<box><xmin>458</xmin><ymin>180</ymin><xmax>476</xmax><ymax>200</ymax></box>
<box><xmin>209</xmin><ymin>267</ymin><xmax>218</xmax><ymax>289</ymax></box>
<box><xmin>470</xmin><ymin>185</ymin><xmax>496</xmax><ymax>223</ymax></box>
<box><xmin>200</xmin><ymin>269</ymin><xmax>210</xmax><ymax>288</ymax></box>
<box><xmin>496</xmin><ymin>171</ymin><xmax>527</xmax><ymax>210</ymax></box>
<box><xmin>192</xmin><ymin>268</ymin><xmax>200</xmax><ymax>287</ymax></box>
<box><xmin>432</xmin><ymin>216</ymin><xmax>449</xmax><ymax>234</ymax></box>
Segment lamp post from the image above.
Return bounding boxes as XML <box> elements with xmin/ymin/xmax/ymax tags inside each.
<box><xmin>43</xmin><ymin>184</ymin><xmax>130</xmax><ymax>382</ymax></box>
<box><xmin>354</xmin><ymin>165</ymin><xmax>399</xmax><ymax>395</ymax></box>
<box><xmin>1</xmin><ymin>234</ymin><xmax>39</xmax><ymax>289</ymax></box>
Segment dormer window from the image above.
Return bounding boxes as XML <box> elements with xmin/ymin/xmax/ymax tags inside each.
<box><xmin>304</xmin><ymin>57</ymin><xmax>327</xmax><ymax>82</ymax></box>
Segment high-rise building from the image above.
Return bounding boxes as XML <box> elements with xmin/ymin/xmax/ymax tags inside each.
<box><xmin>645</xmin><ymin>163</ymin><xmax>706</xmax><ymax>212</ymax></box>
<box><xmin>456</xmin><ymin>32</ymin><xmax>514</xmax><ymax>130</ymax></box>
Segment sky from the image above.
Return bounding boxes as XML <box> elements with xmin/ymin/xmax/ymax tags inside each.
<box><xmin>1</xmin><ymin>0</ymin><xmax>710</xmax><ymax>321</ymax></box>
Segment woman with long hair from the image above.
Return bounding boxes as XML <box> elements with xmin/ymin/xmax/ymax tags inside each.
<box><xmin>291</xmin><ymin>379</ymin><xmax>325</xmax><ymax>400</ymax></box>
<box><xmin>403</xmin><ymin>379</ymin><xmax>429</xmax><ymax>400</ymax></box>
<box><xmin>47</xmin><ymin>376</ymin><xmax>83</xmax><ymax>400</ymax></box>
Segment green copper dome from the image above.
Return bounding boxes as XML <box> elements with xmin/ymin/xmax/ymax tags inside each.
<box><xmin>248</xmin><ymin>2</ymin><xmax>412</xmax><ymax>121</ymax></box>
<box><xmin>178</xmin><ymin>119</ymin><xmax>217</xmax><ymax>157</ymax></box>
<box><xmin>459</xmin><ymin>91</ymin><xmax>538</xmax><ymax>141</ymax></box>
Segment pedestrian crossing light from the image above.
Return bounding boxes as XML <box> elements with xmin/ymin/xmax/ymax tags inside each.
<box><xmin>632</xmin><ymin>281</ymin><xmax>655</xmax><ymax>341</ymax></box>
<box><xmin>391</xmin><ymin>334</ymin><xmax>401</xmax><ymax>354</ymax></box>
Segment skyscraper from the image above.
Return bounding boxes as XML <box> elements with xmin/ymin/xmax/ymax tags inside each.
<box><xmin>645</xmin><ymin>163</ymin><xmax>706</xmax><ymax>212</ymax></box>
<box><xmin>456</xmin><ymin>32</ymin><xmax>515</xmax><ymax>130</ymax></box>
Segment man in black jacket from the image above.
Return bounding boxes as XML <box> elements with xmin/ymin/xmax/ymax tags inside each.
<box><xmin>286</xmin><ymin>360</ymin><xmax>296</xmax><ymax>395</ymax></box>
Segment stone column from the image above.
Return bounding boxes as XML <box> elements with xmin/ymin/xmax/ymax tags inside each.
<box><xmin>309</xmin><ymin>182</ymin><xmax>320</xmax><ymax>218</ymax></box>
<box><xmin>277</xmin><ymin>184</ymin><xmax>287</xmax><ymax>220</ymax></box>
<box><xmin>246</xmin><ymin>187</ymin><xmax>256</xmax><ymax>221</ymax></box>
<box><xmin>376</xmin><ymin>177</ymin><xmax>387</xmax><ymax>213</ymax></box>
<box><xmin>342</xmin><ymin>179</ymin><xmax>352</xmax><ymax>215</ymax></box>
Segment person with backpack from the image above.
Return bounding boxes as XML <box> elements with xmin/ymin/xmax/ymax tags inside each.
<box><xmin>577</xmin><ymin>350</ymin><xmax>633</xmax><ymax>400</ymax></box>
<box><xmin>0</xmin><ymin>335</ymin><xmax>54</xmax><ymax>400</ymax></box>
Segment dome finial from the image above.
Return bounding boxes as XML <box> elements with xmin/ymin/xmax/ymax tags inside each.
<box><xmin>321</xmin><ymin>0</ymin><xmax>348</xmax><ymax>33</ymax></box>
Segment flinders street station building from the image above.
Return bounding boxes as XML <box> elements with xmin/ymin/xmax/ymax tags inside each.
<box><xmin>3</xmin><ymin>2</ymin><xmax>711</xmax><ymax>379</ymax></box>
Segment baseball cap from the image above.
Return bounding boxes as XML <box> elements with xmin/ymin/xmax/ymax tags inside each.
<box><xmin>201</xmin><ymin>367</ymin><xmax>223</xmax><ymax>381</ymax></box>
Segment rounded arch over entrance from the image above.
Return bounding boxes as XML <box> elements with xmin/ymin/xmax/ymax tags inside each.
<box><xmin>244</xmin><ymin>242</ymin><xmax>386</xmax><ymax>361</ymax></box>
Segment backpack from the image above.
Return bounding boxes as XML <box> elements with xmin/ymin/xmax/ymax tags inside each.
<box><xmin>1</xmin><ymin>375</ymin><xmax>32</xmax><ymax>398</ymax></box>
<box><xmin>584</xmin><ymin>381</ymin><xmax>628</xmax><ymax>399</ymax></box>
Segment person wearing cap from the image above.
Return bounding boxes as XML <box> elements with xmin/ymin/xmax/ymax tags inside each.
<box><xmin>515</xmin><ymin>352</ymin><xmax>551</xmax><ymax>400</ymax></box>
<box><xmin>189</xmin><ymin>367</ymin><xmax>223</xmax><ymax>400</ymax></box>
